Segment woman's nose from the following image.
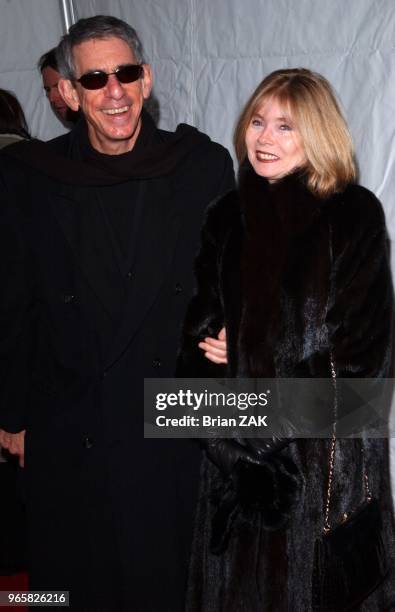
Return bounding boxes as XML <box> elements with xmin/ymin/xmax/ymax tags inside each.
<box><xmin>257</xmin><ymin>125</ymin><xmax>273</xmax><ymax>143</ymax></box>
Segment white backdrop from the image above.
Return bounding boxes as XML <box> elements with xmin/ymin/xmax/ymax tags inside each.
<box><xmin>1</xmin><ymin>0</ymin><xmax>395</xmax><ymax>490</ymax></box>
<box><xmin>1</xmin><ymin>1</ymin><xmax>395</xmax><ymax>255</ymax></box>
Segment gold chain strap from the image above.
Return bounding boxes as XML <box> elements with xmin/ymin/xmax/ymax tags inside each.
<box><xmin>323</xmin><ymin>356</ymin><xmax>337</xmax><ymax>533</ymax></box>
<box><xmin>323</xmin><ymin>355</ymin><xmax>371</xmax><ymax>534</ymax></box>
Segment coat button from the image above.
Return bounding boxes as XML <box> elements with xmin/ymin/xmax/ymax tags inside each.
<box><xmin>175</xmin><ymin>283</ymin><xmax>183</xmax><ymax>294</ymax></box>
<box><xmin>83</xmin><ymin>436</ymin><xmax>94</xmax><ymax>449</ymax></box>
<box><xmin>152</xmin><ymin>358</ymin><xmax>162</xmax><ymax>368</ymax></box>
<box><xmin>63</xmin><ymin>294</ymin><xmax>75</xmax><ymax>304</ymax></box>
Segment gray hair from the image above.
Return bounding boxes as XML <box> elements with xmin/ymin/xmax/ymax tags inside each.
<box><xmin>56</xmin><ymin>15</ymin><xmax>145</xmax><ymax>80</ymax></box>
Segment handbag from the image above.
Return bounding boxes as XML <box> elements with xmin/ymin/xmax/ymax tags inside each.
<box><xmin>312</xmin><ymin>357</ymin><xmax>389</xmax><ymax>611</ymax></box>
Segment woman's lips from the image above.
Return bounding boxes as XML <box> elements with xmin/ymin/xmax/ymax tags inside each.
<box><xmin>256</xmin><ymin>151</ymin><xmax>280</xmax><ymax>162</ymax></box>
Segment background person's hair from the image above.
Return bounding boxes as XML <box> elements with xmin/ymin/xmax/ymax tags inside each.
<box><xmin>234</xmin><ymin>68</ymin><xmax>356</xmax><ymax>198</ymax></box>
<box><xmin>0</xmin><ymin>89</ymin><xmax>30</xmax><ymax>137</ymax></box>
<box><xmin>38</xmin><ymin>48</ymin><xmax>58</xmax><ymax>72</ymax></box>
<box><xmin>56</xmin><ymin>15</ymin><xmax>145</xmax><ymax>80</ymax></box>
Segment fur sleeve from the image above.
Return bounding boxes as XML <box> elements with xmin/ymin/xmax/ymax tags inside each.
<box><xmin>327</xmin><ymin>186</ymin><xmax>393</xmax><ymax>378</ymax></box>
<box><xmin>176</xmin><ymin>194</ymin><xmax>236</xmax><ymax>378</ymax></box>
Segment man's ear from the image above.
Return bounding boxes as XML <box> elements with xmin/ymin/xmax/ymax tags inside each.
<box><xmin>141</xmin><ymin>64</ymin><xmax>153</xmax><ymax>100</ymax></box>
<box><xmin>58</xmin><ymin>78</ymin><xmax>80</xmax><ymax>112</ymax></box>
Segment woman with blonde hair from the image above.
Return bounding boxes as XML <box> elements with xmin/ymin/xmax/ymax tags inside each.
<box><xmin>178</xmin><ymin>68</ymin><xmax>395</xmax><ymax>610</ymax></box>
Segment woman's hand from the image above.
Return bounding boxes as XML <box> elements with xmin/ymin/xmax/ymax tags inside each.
<box><xmin>198</xmin><ymin>327</ymin><xmax>227</xmax><ymax>364</ymax></box>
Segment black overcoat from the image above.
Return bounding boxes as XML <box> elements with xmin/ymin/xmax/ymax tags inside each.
<box><xmin>0</xmin><ymin>121</ymin><xmax>234</xmax><ymax>610</ymax></box>
<box><xmin>178</xmin><ymin>169</ymin><xmax>395</xmax><ymax>611</ymax></box>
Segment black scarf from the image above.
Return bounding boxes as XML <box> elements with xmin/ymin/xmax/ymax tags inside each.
<box><xmin>1</xmin><ymin>109</ymin><xmax>210</xmax><ymax>186</ymax></box>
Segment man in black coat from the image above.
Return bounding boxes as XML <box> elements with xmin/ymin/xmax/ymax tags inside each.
<box><xmin>0</xmin><ymin>15</ymin><xmax>234</xmax><ymax>611</ymax></box>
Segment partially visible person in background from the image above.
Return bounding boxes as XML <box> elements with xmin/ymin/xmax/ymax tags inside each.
<box><xmin>38</xmin><ymin>48</ymin><xmax>79</xmax><ymax>127</ymax></box>
<box><xmin>0</xmin><ymin>88</ymin><xmax>30</xmax><ymax>149</ymax></box>
<box><xmin>0</xmin><ymin>88</ymin><xmax>28</xmax><ymax>576</ymax></box>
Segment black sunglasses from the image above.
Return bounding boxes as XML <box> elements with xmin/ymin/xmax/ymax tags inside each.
<box><xmin>75</xmin><ymin>64</ymin><xmax>144</xmax><ymax>90</ymax></box>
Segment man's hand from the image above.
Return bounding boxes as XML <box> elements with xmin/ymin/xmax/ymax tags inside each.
<box><xmin>0</xmin><ymin>429</ymin><xmax>25</xmax><ymax>467</ymax></box>
<box><xmin>198</xmin><ymin>327</ymin><xmax>227</xmax><ymax>364</ymax></box>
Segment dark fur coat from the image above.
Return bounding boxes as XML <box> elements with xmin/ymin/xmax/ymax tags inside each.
<box><xmin>178</xmin><ymin>167</ymin><xmax>395</xmax><ymax>611</ymax></box>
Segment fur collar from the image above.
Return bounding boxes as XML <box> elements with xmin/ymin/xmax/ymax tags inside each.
<box><xmin>238</xmin><ymin>162</ymin><xmax>328</xmax><ymax>231</ymax></box>
<box><xmin>237</xmin><ymin>163</ymin><xmax>331</xmax><ymax>377</ymax></box>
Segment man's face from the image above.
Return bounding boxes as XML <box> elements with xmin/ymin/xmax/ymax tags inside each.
<box><xmin>42</xmin><ymin>66</ymin><xmax>70</xmax><ymax>121</ymax></box>
<box><xmin>60</xmin><ymin>37</ymin><xmax>152</xmax><ymax>155</ymax></box>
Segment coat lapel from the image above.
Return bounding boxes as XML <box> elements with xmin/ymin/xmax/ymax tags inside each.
<box><xmin>105</xmin><ymin>177</ymin><xmax>182</xmax><ymax>367</ymax></box>
<box><xmin>49</xmin><ymin>184</ymin><xmax>124</xmax><ymax>321</ymax></box>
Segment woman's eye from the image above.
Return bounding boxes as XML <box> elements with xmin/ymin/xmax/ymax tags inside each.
<box><xmin>251</xmin><ymin>118</ymin><xmax>263</xmax><ymax>127</ymax></box>
<box><xmin>279</xmin><ymin>124</ymin><xmax>292</xmax><ymax>131</ymax></box>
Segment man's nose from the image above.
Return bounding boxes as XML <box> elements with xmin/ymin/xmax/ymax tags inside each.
<box><xmin>105</xmin><ymin>74</ymin><xmax>125</xmax><ymax>99</ymax></box>
<box><xmin>49</xmin><ymin>88</ymin><xmax>61</xmax><ymax>104</ymax></box>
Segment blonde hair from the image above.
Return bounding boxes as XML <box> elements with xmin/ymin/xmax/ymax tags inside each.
<box><xmin>234</xmin><ymin>68</ymin><xmax>356</xmax><ymax>198</ymax></box>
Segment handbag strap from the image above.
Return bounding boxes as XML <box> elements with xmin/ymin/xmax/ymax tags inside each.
<box><xmin>323</xmin><ymin>355</ymin><xmax>372</xmax><ymax>533</ymax></box>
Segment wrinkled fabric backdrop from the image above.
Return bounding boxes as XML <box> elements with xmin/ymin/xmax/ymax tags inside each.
<box><xmin>1</xmin><ymin>0</ymin><xmax>395</xmax><ymax>497</ymax></box>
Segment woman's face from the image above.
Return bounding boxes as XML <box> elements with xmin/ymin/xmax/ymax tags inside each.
<box><xmin>245</xmin><ymin>97</ymin><xmax>306</xmax><ymax>182</ymax></box>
